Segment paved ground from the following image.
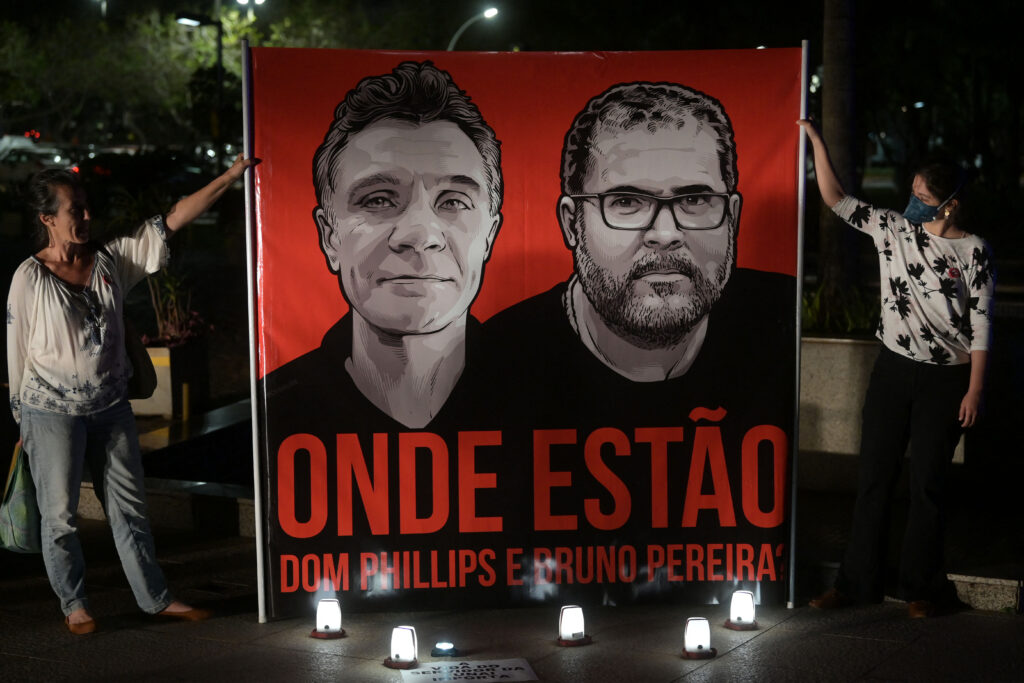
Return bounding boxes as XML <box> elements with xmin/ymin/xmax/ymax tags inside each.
<box><xmin>2</xmin><ymin>514</ymin><xmax>1022</xmax><ymax>682</ymax></box>
<box><xmin>3</xmin><ymin>399</ymin><xmax>1021</xmax><ymax>682</ymax></box>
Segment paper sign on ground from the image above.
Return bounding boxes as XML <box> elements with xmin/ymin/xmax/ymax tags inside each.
<box><xmin>401</xmin><ymin>658</ymin><xmax>538</xmax><ymax>682</ymax></box>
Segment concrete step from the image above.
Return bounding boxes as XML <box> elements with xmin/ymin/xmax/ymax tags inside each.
<box><xmin>949</xmin><ymin>574</ymin><xmax>1022</xmax><ymax>613</ymax></box>
<box><xmin>77</xmin><ymin>481</ymin><xmax>256</xmax><ymax>538</ymax></box>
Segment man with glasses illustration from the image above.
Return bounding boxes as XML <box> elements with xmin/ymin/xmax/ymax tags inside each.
<box><xmin>554</xmin><ymin>80</ymin><xmax>742</xmax><ymax>382</ymax></box>
<box><xmin>483</xmin><ymin>81</ymin><xmax>794</xmax><ymax>425</ymax></box>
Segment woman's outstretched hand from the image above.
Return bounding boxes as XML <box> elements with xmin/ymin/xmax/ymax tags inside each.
<box><xmin>224</xmin><ymin>153</ymin><xmax>259</xmax><ymax>182</ymax></box>
<box><xmin>797</xmin><ymin>118</ymin><xmax>819</xmax><ymax>135</ymax></box>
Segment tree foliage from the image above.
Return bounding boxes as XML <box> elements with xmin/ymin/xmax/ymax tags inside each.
<box><xmin>264</xmin><ymin>0</ymin><xmax>373</xmax><ymax>48</ymax></box>
<box><xmin>0</xmin><ymin>7</ymin><xmax>257</xmax><ymax>147</ymax></box>
<box><xmin>1</xmin><ymin>0</ymin><xmax>1019</xmax><ymax>255</ymax></box>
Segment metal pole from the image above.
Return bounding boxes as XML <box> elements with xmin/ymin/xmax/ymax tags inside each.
<box><xmin>788</xmin><ymin>39</ymin><xmax>810</xmax><ymax>610</ymax></box>
<box><xmin>239</xmin><ymin>38</ymin><xmax>267</xmax><ymax>624</ymax></box>
<box><xmin>216</xmin><ymin>22</ymin><xmax>224</xmax><ymax>168</ymax></box>
<box><xmin>447</xmin><ymin>14</ymin><xmax>483</xmax><ymax>51</ymax></box>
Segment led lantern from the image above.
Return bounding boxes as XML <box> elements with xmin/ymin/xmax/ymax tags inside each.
<box><xmin>557</xmin><ymin>605</ymin><xmax>592</xmax><ymax>646</ymax></box>
<box><xmin>310</xmin><ymin>598</ymin><xmax>345</xmax><ymax>639</ymax></box>
<box><xmin>682</xmin><ymin>617</ymin><xmax>716</xmax><ymax>659</ymax></box>
<box><xmin>431</xmin><ymin>641</ymin><xmax>461</xmax><ymax>657</ymax></box>
<box><xmin>384</xmin><ymin>625</ymin><xmax>418</xmax><ymax>669</ymax></box>
<box><xmin>725</xmin><ymin>590</ymin><xmax>758</xmax><ymax>630</ymax></box>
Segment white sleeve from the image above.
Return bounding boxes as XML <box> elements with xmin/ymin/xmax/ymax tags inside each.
<box><xmin>105</xmin><ymin>216</ymin><xmax>170</xmax><ymax>292</ymax></box>
<box><xmin>6</xmin><ymin>266</ymin><xmax>32</xmax><ymax>424</ymax></box>
<box><xmin>967</xmin><ymin>240</ymin><xmax>996</xmax><ymax>352</ymax></box>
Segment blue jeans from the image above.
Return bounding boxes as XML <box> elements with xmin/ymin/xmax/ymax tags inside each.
<box><xmin>20</xmin><ymin>400</ymin><xmax>172</xmax><ymax>616</ymax></box>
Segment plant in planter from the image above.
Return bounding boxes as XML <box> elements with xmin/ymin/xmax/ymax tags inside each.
<box><xmin>129</xmin><ymin>268</ymin><xmax>212</xmax><ymax>419</ymax></box>
<box><xmin>143</xmin><ymin>269</ymin><xmax>211</xmax><ymax>347</ymax></box>
<box><xmin>801</xmin><ymin>284</ymin><xmax>879</xmax><ymax>337</ymax></box>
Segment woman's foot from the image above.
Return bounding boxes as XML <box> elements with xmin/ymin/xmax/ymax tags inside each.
<box><xmin>907</xmin><ymin>600</ymin><xmax>935</xmax><ymax>618</ymax></box>
<box><xmin>65</xmin><ymin>608</ymin><xmax>97</xmax><ymax>635</ymax></box>
<box><xmin>809</xmin><ymin>587</ymin><xmax>854</xmax><ymax>609</ymax></box>
<box><xmin>157</xmin><ymin>600</ymin><xmax>212</xmax><ymax>621</ymax></box>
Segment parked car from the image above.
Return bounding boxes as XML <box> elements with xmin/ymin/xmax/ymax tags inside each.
<box><xmin>0</xmin><ymin>146</ymin><xmax>71</xmax><ymax>187</ymax></box>
<box><xmin>72</xmin><ymin>150</ymin><xmax>212</xmax><ymax>234</ymax></box>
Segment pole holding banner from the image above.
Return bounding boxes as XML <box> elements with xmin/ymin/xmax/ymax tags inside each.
<box><xmin>239</xmin><ymin>38</ymin><xmax>267</xmax><ymax>624</ymax></box>
<box><xmin>788</xmin><ymin>38</ymin><xmax>811</xmax><ymax>610</ymax></box>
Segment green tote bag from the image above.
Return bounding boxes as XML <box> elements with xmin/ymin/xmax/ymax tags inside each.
<box><xmin>1</xmin><ymin>442</ymin><xmax>42</xmax><ymax>553</ymax></box>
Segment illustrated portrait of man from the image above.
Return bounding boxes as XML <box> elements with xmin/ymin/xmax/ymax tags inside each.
<box><xmin>483</xmin><ymin>81</ymin><xmax>794</xmax><ymax>425</ymax></box>
<box><xmin>263</xmin><ymin>60</ymin><xmax>503</xmax><ymax>430</ymax></box>
<box><xmin>558</xmin><ymin>81</ymin><xmax>743</xmax><ymax>381</ymax></box>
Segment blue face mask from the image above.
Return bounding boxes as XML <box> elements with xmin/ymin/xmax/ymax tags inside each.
<box><xmin>903</xmin><ymin>194</ymin><xmax>942</xmax><ymax>223</ymax></box>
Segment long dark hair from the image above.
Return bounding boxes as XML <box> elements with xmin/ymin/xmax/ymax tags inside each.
<box><xmin>26</xmin><ymin>168</ymin><xmax>83</xmax><ymax>248</ymax></box>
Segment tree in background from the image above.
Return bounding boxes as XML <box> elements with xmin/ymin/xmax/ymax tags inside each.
<box><xmin>857</xmin><ymin>0</ymin><xmax>1023</xmax><ymax>261</ymax></box>
<box><xmin>1</xmin><ymin>0</ymin><xmax>1018</xmax><ymax>271</ymax></box>
<box><xmin>806</xmin><ymin>0</ymin><xmax>872</xmax><ymax>334</ymax></box>
<box><xmin>0</xmin><ymin>8</ymin><xmax>258</xmax><ymax>149</ymax></box>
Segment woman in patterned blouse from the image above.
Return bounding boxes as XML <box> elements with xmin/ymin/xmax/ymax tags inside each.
<box><xmin>799</xmin><ymin>120</ymin><xmax>994</xmax><ymax>619</ymax></box>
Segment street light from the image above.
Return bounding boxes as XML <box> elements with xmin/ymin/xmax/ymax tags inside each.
<box><xmin>446</xmin><ymin>7</ymin><xmax>498</xmax><ymax>51</ymax></box>
<box><xmin>176</xmin><ymin>12</ymin><xmax>224</xmax><ymax>166</ymax></box>
<box><xmin>236</xmin><ymin>0</ymin><xmax>266</xmax><ymax>20</ymax></box>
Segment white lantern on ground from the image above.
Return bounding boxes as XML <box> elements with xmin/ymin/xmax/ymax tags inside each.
<box><xmin>310</xmin><ymin>598</ymin><xmax>345</xmax><ymax>639</ymax></box>
<box><xmin>557</xmin><ymin>605</ymin><xmax>592</xmax><ymax>646</ymax></box>
<box><xmin>384</xmin><ymin>625</ymin><xmax>418</xmax><ymax>669</ymax></box>
<box><xmin>682</xmin><ymin>617</ymin><xmax>716</xmax><ymax>659</ymax></box>
<box><xmin>726</xmin><ymin>590</ymin><xmax>758</xmax><ymax>630</ymax></box>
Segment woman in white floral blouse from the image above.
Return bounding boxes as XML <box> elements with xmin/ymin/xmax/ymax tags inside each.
<box><xmin>799</xmin><ymin>120</ymin><xmax>994</xmax><ymax>619</ymax></box>
<box><xmin>6</xmin><ymin>154</ymin><xmax>254</xmax><ymax>634</ymax></box>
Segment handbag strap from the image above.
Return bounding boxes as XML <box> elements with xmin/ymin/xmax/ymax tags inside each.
<box><xmin>4</xmin><ymin>443</ymin><xmax>22</xmax><ymax>497</ymax></box>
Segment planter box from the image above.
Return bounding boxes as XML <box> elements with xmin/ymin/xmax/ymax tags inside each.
<box><xmin>130</xmin><ymin>347</ymin><xmax>173</xmax><ymax>418</ymax></box>
<box><xmin>799</xmin><ymin>337</ymin><xmax>879</xmax><ymax>457</ymax></box>
<box><xmin>129</xmin><ymin>340</ymin><xmax>209</xmax><ymax>419</ymax></box>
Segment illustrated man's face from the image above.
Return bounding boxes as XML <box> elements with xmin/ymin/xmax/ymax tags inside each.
<box><xmin>559</xmin><ymin>118</ymin><xmax>740</xmax><ymax>347</ymax></box>
<box><xmin>316</xmin><ymin>120</ymin><xmax>500</xmax><ymax>335</ymax></box>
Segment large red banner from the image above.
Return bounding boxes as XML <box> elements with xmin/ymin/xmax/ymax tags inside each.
<box><xmin>250</xmin><ymin>47</ymin><xmax>802</xmax><ymax>619</ymax></box>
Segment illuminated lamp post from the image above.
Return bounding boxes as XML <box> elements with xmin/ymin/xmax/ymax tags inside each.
<box><xmin>446</xmin><ymin>7</ymin><xmax>499</xmax><ymax>51</ymax></box>
<box><xmin>236</xmin><ymin>0</ymin><xmax>266</xmax><ymax>20</ymax></box>
<box><xmin>176</xmin><ymin>12</ymin><xmax>224</xmax><ymax>166</ymax></box>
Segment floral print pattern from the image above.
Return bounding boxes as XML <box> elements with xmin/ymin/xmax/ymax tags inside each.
<box><xmin>833</xmin><ymin>197</ymin><xmax>995</xmax><ymax>365</ymax></box>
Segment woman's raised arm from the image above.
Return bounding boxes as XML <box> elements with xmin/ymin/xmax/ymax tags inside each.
<box><xmin>164</xmin><ymin>154</ymin><xmax>257</xmax><ymax>233</ymax></box>
<box><xmin>799</xmin><ymin>120</ymin><xmax>846</xmax><ymax>208</ymax></box>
